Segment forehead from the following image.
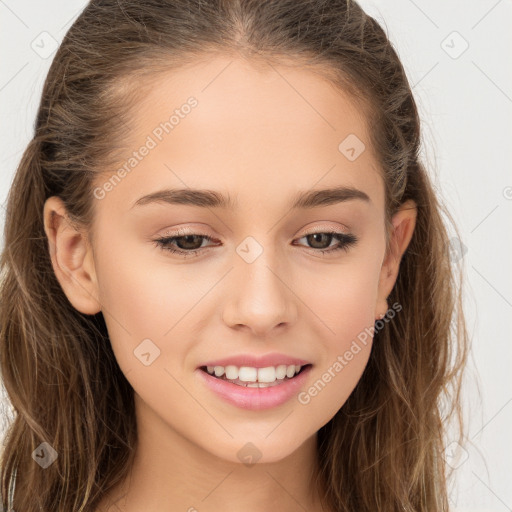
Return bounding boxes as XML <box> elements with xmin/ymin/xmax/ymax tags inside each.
<box><xmin>97</xmin><ymin>55</ymin><xmax>384</xmax><ymax>215</ymax></box>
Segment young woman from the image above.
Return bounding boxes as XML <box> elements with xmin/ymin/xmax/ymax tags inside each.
<box><xmin>0</xmin><ymin>1</ymin><xmax>468</xmax><ymax>510</ymax></box>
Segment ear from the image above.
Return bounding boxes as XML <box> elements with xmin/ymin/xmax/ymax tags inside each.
<box><xmin>43</xmin><ymin>196</ymin><xmax>101</xmax><ymax>315</ymax></box>
<box><xmin>375</xmin><ymin>199</ymin><xmax>417</xmax><ymax>319</ymax></box>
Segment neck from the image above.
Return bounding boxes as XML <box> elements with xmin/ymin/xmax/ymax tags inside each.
<box><xmin>96</xmin><ymin>393</ymin><xmax>329</xmax><ymax>512</ymax></box>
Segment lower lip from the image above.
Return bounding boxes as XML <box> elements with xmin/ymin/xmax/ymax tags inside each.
<box><xmin>196</xmin><ymin>365</ymin><xmax>312</xmax><ymax>411</ymax></box>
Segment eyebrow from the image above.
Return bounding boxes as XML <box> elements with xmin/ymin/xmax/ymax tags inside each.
<box><xmin>131</xmin><ymin>185</ymin><xmax>371</xmax><ymax>210</ymax></box>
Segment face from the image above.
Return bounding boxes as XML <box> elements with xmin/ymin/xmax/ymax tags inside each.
<box><xmin>44</xmin><ymin>55</ymin><xmax>416</xmax><ymax>465</ymax></box>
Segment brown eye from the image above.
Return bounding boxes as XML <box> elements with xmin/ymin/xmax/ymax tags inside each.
<box><xmin>172</xmin><ymin>234</ymin><xmax>205</xmax><ymax>251</ymax></box>
<box><xmin>294</xmin><ymin>231</ymin><xmax>358</xmax><ymax>254</ymax></box>
<box><xmin>305</xmin><ymin>233</ymin><xmax>334</xmax><ymax>250</ymax></box>
<box><xmin>154</xmin><ymin>233</ymin><xmax>216</xmax><ymax>258</ymax></box>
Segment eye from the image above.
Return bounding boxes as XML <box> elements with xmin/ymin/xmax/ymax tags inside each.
<box><xmin>153</xmin><ymin>232</ymin><xmax>217</xmax><ymax>259</ymax></box>
<box><xmin>293</xmin><ymin>231</ymin><xmax>358</xmax><ymax>255</ymax></box>
<box><xmin>153</xmin><ymin>229</ymin><xmax>358</xmax><ymax>258</ymax></box>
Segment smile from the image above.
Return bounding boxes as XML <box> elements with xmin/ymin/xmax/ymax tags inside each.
<box><xmin>201</xmin><ymin>364</ymin><xmax>308</xmax><ymax>387</ymax></box>
<box><xmin>196</xmin><ymin>364</ymin><xmax>313</xmax><ymax>410</ymax></box>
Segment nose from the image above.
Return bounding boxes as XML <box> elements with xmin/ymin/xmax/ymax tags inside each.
<box><xmin>221</xmin><ymin>248</ymin><xmax>298</xmax><ymax>337</ymax></box>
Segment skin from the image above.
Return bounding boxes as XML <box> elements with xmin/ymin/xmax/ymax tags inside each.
<box><xmin>43</xmin><ymin>55</ymin><xmax>416</xmax><ymax>512</ymax></box>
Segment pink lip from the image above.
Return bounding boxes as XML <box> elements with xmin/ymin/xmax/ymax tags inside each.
<box><xmin>195</xmin><ymin>364</ymin><xmax>312</xmax><ymax>411</ymax></box>
<box><xmin>198</xmin><ymin>352</ymin><xmax>311</xmax><ymax>369</ymax></box>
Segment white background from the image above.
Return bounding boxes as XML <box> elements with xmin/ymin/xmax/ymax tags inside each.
<box><xmin>1</xmin><ymin>1</ymin><xmax>511</xmax><ymax>510</ymax></box>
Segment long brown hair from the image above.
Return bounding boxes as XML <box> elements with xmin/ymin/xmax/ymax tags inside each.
<box><xmin>0</xmin><ymin>1</ymin><xmax>469</xmax><ymax>510</ymax></box>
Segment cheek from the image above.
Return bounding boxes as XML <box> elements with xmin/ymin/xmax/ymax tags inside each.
<box><xmin>92</xmin><ymin>234</ymin><xmax>199</xmax><ymax>371</ymax></box>
<box><xmin>295</xmin><ymin>251</ymin><xmax>381</xmax><ymax>417</ymax></box>
<box><xmin>297</xmin><ymin>288</ymin><xmax>375</xmax><ymax>428</ymax></box>
<box><xmin>303</xmin><ymin>252</ymin><xmax>382</xmax><ymax>339</ymax></box>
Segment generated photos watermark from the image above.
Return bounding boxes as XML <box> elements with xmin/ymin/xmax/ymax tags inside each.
<box><xmin>297</xmin><ymin>301</ymin><xmax>402</xmax><ymax>405</ymax></box>
<box><xmin>93</xmin><ymin>96</ymin><xmax>198</xmax><ymax>200</ymax></box>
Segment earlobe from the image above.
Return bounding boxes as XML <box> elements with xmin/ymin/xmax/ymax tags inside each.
<box><xmin>375</xmin><ymin>199</ymin><xmax>417</xmax><ymax>318</ymax></box>
<box><xmin>43</xmin><ymin>196</ymin><xmax>101</xmax><ymax>315</ymax></box>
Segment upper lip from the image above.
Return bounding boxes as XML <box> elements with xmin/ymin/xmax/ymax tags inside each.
<box><xmin>198</xmin><ymin>352</ymin><xmax>311</xmax><ymax>369</ymax></box>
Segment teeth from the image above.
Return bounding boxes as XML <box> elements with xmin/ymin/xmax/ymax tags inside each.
<box><xmin>205</xmin><ymin>364</ymin><xmax>304</xmax><ymax>382</ymax></box>
<box><xmin>238</xmin><ymin>366</ymin><xmax>257</xmax><ymax>381</ymax></box>
<box><xmin>257</xmin><ymin>366</ymin><xmax>276</xmax><ymax>383</ymax></box>
<box><xmin>225</xmin><ymin>365</ymin><xmax>238</xmax><ymax>380</ymax></box>
<box><xmin>246</xmin><ymin>381</ymin><xmax>280</xmax><ymax>388</ymax></box>
<box><xmin>275</xmin><ymin>365</ymin><xmax>287</xmax><ymax>379</ymax></box>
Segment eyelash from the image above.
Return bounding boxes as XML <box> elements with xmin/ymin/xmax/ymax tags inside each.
<box><xmin>153</xmin><ymin>230</ymin><xmax>358</xmax><ymax>258</ymax></box>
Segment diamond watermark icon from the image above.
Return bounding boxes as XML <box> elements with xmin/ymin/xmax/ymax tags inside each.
<box><xmin>237</xmin><ymin>442</ymin><xmax>262</xmax><ymax>467</ymax></box>
<box><xmin>448</xmin><ymin>237</ymin><xmax>467</xmax><ymax>263</ymax></box>
<box><xmin>236</xmin><ymin>236</ymin><xmax>264</xmax><ymax>264</ymax></box>
<box><xmin>441</xmin><ymin>31</ymin><xmax>469</xmax><ymax>60</ymax></box>
<box><xmin>32</xmin><ymin>441</ymin><xmax>58</xmax><ymax>469</ymax></box>
<box><xmin>134</xmin><ymin>338</ymin><xmax>161</xmax><ymax>366</ymax></box>
<box><xmin>444</xmin><ymin>441</ymin><xmax>469</xmax><ymax>469</ymax></box>
<box><xmin>338</xmin><ymin>133</ymin><xmax>365</xmax><ymax>161</ymax></box>
<box><xmin>30</xmin><ymin>31</ymin><xmax>59</xmax><ymax>59</ymax></box>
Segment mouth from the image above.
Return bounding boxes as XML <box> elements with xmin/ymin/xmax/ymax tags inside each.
<box><xmin>199</xmin><ymin>363</ymin><xmax>312</xmax><ymax>388</ymax></box>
